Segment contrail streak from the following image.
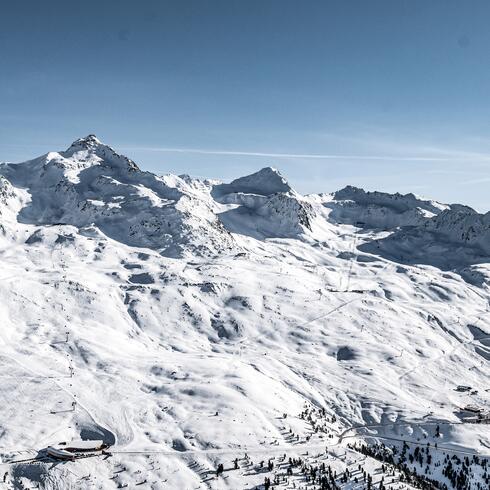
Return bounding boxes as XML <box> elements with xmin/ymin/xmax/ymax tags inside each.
<box><xmin>119</xmin><ymin>146</ymin><xmax>451</xmax><ymax>162</ymax></box>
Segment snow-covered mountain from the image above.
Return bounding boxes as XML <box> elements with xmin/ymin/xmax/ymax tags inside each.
<box><xmin>320</xmin><ymin>185</ymin><xmax>452</xmax><ymax>228</ymax></box>
<box><xmin>0</xmin><ymin>136</ymin><xmax>489</xmax><ymax>489</ymax></box>
<box><xmin>0</xmin><ymin>135</ymin><xmax>237</xmax><ymax>257</ymax></box>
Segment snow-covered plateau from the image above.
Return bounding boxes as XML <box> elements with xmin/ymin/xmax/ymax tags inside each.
<box><xmin>0</xmin><ymin>135</ymin><xmax>489</xmax><ymax>489</ymax></box>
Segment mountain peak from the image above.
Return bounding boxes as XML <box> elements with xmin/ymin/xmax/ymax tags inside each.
<box><xmin>221</xmin><ymin>166</ymin><xmax>292</xmax><ymax>196</ymax></box>
<box><xmin>67</xmin><ymin>134</ymin><xmax>103</xmax><ymax>151</ymax></box>
<box><xmin>62</xmin><ymin>135</ymin><xmax>140</xmax><ymax>172</ymax></box>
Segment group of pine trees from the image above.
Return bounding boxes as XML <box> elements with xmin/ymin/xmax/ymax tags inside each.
<box><xmin>215</xmin><ymin>403</ymin><xmax>488</xmax><ymax>489</ymax></box>
<box><xmin>350</xmin><ymin>440</ymin><xmax>489</xmax><ymax>490</ymax></box>
<box><xmin>218</xmin><ymin>451</ymin><xmax>400</xmax><ymax>490</ymax></box>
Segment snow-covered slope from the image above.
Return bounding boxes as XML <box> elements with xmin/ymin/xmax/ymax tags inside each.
<box><xmin>360</xmin><ymin>206</ymin><xmax>490</xmax><ymax>271</ymax></box>
<box><xmin>212</xmin><ymin>167</ymin><xmax>320</xmax><ymax>239</ymax></box>
<box><xmin>319</xmin><ymin>185</ymin><xmax>453</xmax><ymax>228</ymax></box>
<box><xmin>424</xmin><ymin>207</ymin><xmax>490</xmax><ymax>255</ymax></box>
<box><xmin>0</xmin><ymin>137</ymin><xmax>489</xmax><ymax>489</ymax></box>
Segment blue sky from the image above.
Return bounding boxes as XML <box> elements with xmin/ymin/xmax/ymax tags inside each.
<box><xmin>1</xmin><ymin>1</ymin><xmax>490</xmax><ymax>210</ymax></box>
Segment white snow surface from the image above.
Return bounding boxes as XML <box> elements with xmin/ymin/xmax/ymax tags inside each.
<box><xmin>0</xmin><ymin>136</ymin><xmax>489</xmax><ymax>489</ymax></box>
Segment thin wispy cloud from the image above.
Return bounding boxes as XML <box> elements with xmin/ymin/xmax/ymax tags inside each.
<box><xmin>120</xmin><ymin>146</ymin><xmax>450</xmax><ymax>162</ymax></box>
<box><xmin>461</xmin><ymin>176</ymin><xmax>490</xmax><ymax>185</ymax></box>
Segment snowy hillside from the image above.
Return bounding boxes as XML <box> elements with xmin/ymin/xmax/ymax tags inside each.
<box><xmin>0</xmin><ymin>136</ymin><xmax>489</xmax><ymax>489</ymax></box>
<box><xmin>319</xmin><ymin>186</ymin><xmax>451</xmax><ymax>229</ymax></box>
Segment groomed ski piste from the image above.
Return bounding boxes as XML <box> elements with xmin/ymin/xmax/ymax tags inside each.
<box><xmin>0</xmin><ymin>135</ymin><xmax>489</xmax><ymax>489</ymax></box>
